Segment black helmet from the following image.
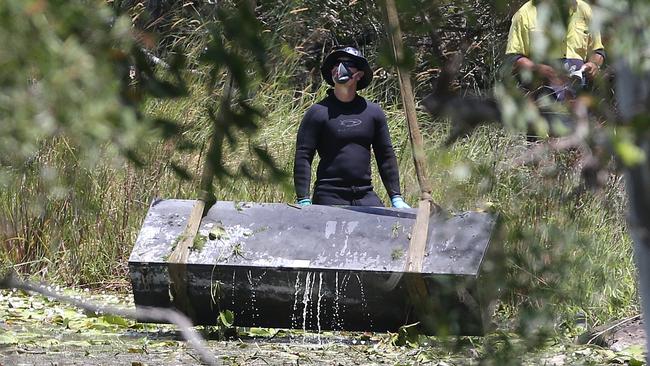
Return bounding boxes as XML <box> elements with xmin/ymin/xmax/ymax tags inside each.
<box><xmin>320</xmin><ymin>46</ymin><xmax>373</xmax><ymax>90</ymax></box>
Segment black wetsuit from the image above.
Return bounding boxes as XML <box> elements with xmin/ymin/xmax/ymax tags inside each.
<box><xmin>293</xmin><ymin>90</ymin><xmax>401</xmax><ymax>206</ymax></box>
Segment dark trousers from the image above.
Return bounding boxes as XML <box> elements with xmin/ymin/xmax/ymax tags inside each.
<box><xmin>312</xmin><ymin>186</ymin><xmax>384</xmax><ymax>206</ymax></box>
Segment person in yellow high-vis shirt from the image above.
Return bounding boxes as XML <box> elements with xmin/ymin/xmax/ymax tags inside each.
<box><xmin>505</xmin><ymin>0</ymin><xmax>605</xmax><ymax>90</ymax></box>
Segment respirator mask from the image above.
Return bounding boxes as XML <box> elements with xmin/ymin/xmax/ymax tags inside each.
<box><xmin>334</xmin><ymin>61</ymin><xmax>357</xmax><ymax>84</ymax></box>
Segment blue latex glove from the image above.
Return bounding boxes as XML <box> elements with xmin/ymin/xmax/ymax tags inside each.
<box><xmin>390</xmin><ymin>195</ymin><xmax>410</xmax><ymax>209</ymax></box>
<box><xmin>297</xmin><ymin>198</ymin><xmax>312</xmax><ymax>206</ymax></box>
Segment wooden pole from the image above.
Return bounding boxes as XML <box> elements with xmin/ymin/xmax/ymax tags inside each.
<box><xmin>167</xmin><ymin>75</ymin><xmax>232</xmax><ymax>317</ymax></box>
<box><xmin>383</xmin><ymin>0</ymin><xmax>441</xmax><ymax>333</ymax></box>
<box><xmin>384</xmin><ymin>0</ymin><xmax>434</xmax><ymax>273</ymax></box>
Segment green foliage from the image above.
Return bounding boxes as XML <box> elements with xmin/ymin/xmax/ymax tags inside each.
<box><xmin>390</xmin><ymin>322</ymin><xmax>424</xmax><ymax>347</ymax></box>
<box><xmin>192</xmin><ymin>235</ymin><xmax>207</xmax><ymax>252</ymax></box>
<box><xmin>0</xmin><ymin>1</ymin><xmax>135</xmax><ymax>169</ymax></box>
<box><xmin>0</xmin><ymin>0</ymin><xmax>648</xmax><ymax>363</ymax></box>
<box><xmin>218</xmin><ymin>309</ymin><xmax>235</xmax><ymax>328</ymax></box>
<box><xmin>0</xmin><ymin>0</ymin><xmax>192</xmax><ymax>173</ymax></box>
<box><xmin>391</xmin><ymin>248</ymin><xmax>404</xmax><ymax>260</ymax></box>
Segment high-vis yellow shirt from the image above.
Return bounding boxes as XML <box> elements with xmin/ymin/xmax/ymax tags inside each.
<box><xmin>505</xmin><ymin>0</ymin><xmax>604</xmax><ymax>60</ymax></box>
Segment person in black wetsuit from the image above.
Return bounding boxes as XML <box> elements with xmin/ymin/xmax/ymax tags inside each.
<box><xmin>293</xmin><ymin>46</ymin><xmax>410</xmax><ymax>208</ymax></box>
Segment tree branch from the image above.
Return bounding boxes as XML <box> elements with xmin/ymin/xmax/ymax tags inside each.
<box><xmin>0</xmin><ymin>273</ymin><xmax>218</xmax><ymax>366</ymax></box>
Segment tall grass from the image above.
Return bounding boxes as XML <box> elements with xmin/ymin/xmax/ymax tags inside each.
<box><xmin>0</xmin><ymin>57</ymin><xmax>638</xmax><ymax>328</ymax></box>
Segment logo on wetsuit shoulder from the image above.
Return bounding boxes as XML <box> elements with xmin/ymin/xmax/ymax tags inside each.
<box><xmin>339</xmin><ymin>119</ymin><xmax>363</xmax><ymax>128</ymax></box>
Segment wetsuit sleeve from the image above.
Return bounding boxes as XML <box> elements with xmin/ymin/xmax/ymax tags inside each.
<box><xmin>372</xmin><ymin>109</ymin><xmax>401</xmax><ymax>197</ymax></box>
<box><xmin>293</xmin><ymin>107</ymin><xmax>322</xmax><ymax>200</ymax></box>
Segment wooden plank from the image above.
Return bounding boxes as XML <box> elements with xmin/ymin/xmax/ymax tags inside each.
<box><xmin>168</xmin><ymin>200</ymin><xmax>206</xmax><ymax>264</ymax></box>
<box><xmin>167</xmin><ymin>199</ymin><xmax>205</xmax><ymax>317</ymax></box>
<box><xmin>405</xmin><ymin>199</ymin><xmax>431</xmax><ymax>272</ymax></box>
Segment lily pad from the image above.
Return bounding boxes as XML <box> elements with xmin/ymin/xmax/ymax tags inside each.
<box><xmin>0</xmin><ymin>331</ymin><xmax>18</xmax><ymax>345</ymax></box>
<box><xmin>101</xmin><ymin>314</ymin><xmax>132</xmax><ymax>328</ymax></box>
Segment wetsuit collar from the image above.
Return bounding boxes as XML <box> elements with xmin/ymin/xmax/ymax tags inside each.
<box><xmin>327</xmin><ymin>88</ymin><xmax>360</xmax><ymax>105</ymax></box>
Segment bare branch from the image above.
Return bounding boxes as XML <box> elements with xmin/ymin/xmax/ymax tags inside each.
<box><xmin>0</xmin><ymin>273</ymin><xmax>218</xmax><ymax>366</ymax></box>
